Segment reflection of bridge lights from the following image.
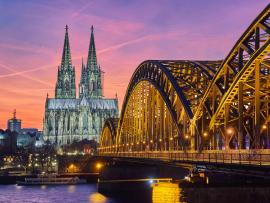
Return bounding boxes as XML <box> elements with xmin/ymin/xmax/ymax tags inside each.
<box><xmin>89</xmin><ymin>192</ymin><xmax>107</xmax><ymax>203</ymax></box>
<box><xmin>262</xmin><ymin>124</ymin><xmax>267</xmax><ymax>130</ymax></box>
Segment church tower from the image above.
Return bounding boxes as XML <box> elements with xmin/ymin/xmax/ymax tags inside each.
<box><xmin>83</xmin><ymin>25</ymin><xmax>103</xmax><ymax>99</ymax></box>
<box><xmin>55</xmin><ymin>25</ymin><xmax>76</xmax><ymax>99</ymax></box>
<box><xmin>79</xmin><ymin>58</ymin><xmax>88</xmax><ymax>98</ymax></box>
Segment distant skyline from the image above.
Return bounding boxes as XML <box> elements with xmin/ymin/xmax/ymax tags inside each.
<box><xmin>0</xmin><ymin>0</ymin><xmax>268</xmax><ymax>129</ymax></box>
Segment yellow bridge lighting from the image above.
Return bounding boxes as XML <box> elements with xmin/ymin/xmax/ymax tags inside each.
<box><xmin>227</xmin><ymin>128</ymin><xmax>233</xmax><ymax>135</ymax></box>
<box><xmin>96</xmin><ymin>163</ymin><xmax>103</xmax><ymax>170</ymax></box>
<box><xmin>99</xmin><ymin>4</ymin><xmax>270</xmax><ymax>153</ymax></box>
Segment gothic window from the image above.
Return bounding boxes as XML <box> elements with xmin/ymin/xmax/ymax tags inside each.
<box><xmin>65</xmin><ymin>80</ymin><xmax>69</xmax><ymax>91</ymax></box>
<box><xmin>67</xmin><ymin>115</ymin><xmax>70</xmax><ymax>131</ymax></box>
<box><xmin>83</xmin><ymin>113</ymin><xmax>88</xmax><ymax>130</ymax></box>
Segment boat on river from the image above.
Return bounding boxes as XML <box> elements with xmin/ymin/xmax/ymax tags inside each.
<box><xmin>16</xmin><ymin>174</ymin><xmax>86</xmax><ymax>186</ymax></box>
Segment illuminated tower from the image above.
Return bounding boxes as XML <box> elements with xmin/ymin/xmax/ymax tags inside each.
<box><xmin>80</xmin><ymin>25</ymin><xmax>103</xmax><ymax>99</ymax></box>
<box><xmin>55</xmin><ymin>25</ymin><xmax>76</xmax><ymax>99</ymax></box>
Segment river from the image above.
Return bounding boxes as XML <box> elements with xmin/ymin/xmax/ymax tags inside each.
<box><xmin>0</xmin><ymin>183</ymin><xmax>270</xmax><ymax>203</ymax></box>
<box><xmin>0</xmin><ymin>184</ymin><xmax>113</xmax><ymax>203</ymax></box>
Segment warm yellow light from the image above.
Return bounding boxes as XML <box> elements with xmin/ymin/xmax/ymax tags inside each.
<box><xmin>262</xmin><ymin>124</ymin><xmax>267</xmax><ymax>130</ymax></box>
<box><xmin>185</xmin><ymin>135</ymin><xmax>189</xmax><ymax>139</ymax></box>
<box><xmin>169</xmin><ymin>137</ymin><xmax>173</xmax><ymax>141</ymax></box>
<box><xmin>96</xmin><ymin>163</ymin><xmax>103</xmax><ymax>170</ymax></box>
<box><xmin>136</xmin><ymin>142</ymin><xmax>139</xmax><ymax>145</ymax></box>
<box><xmin>227</xmin><ymin>128</ymin><xmax>233</xmax><ymax>135</ymax></box>
<box><xmin>159</xmin><ymin>139</ymin><xmax>162</xmax><ymax>142</ymax></box>
<box><xmin>203</xmin><ymin>132</ymin><xmax>208</xmax><ymax>137</ymax></box>
<box><xmin>150</xmin><ymin>140</ymin><xmax>153</xmax><ymax>143</ymax></box>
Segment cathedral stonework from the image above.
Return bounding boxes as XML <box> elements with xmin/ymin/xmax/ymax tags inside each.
<box><xmin>43</xmin><ymin>25</ymin><xmax>119</xmax><ymax>146</ymax></box>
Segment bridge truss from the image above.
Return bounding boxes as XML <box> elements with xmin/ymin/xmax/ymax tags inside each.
<box><xmin>99</xmin><ymin>4</ymin><xmax>270</xmax><ymax>155</ymax></box>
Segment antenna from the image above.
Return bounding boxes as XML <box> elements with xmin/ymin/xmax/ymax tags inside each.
<box><xmin>13</xmin><ymin>109</ymin><xmax>16</xmax><ymax>119</ymax></box>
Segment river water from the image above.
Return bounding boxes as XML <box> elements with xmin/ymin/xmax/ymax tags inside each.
<box><xmin>0</xmin><ymin>184</ymin><xmax>113</xmax><ymax>203</ymax></box>
<box><xmin>0</xmin><ymin>183</ymin><xmax>270</xmax><ymax>203</ymax></box>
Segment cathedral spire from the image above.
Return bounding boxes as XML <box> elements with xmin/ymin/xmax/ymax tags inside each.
<box><xmin>80</xmin><ymin>57</ymin><xmax>85</xmax><ymax>83</ymax></box>
<box><xmin>55</xmin><ymin>25</ymin><xmax>76</xmax><ymax>99</ymax></box>
<box><xmin>87</xmin><ymin>25</ymin><xmax>97</xmax><ymax>70</ymax></box>
<box><xmin>61</xmin><ymin>25</ymin><xmax>72</xmax><ymax>69</ymax></box>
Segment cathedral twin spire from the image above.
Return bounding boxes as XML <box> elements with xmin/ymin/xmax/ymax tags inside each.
<box><xmin>55</xmin><ymin>25</ymin><xmax>103</xmax><ymax>99</ymax></box>
<box><xmin>55</xmin><ymin>25</ymin><xmax>76</xmax><ymax>99</ymax></box>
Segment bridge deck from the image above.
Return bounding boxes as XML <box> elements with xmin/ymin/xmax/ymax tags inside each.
<box><xmin>99</xmin><ymin>150</ymin><xmax>270</xmax><ymax>167</ymax></box>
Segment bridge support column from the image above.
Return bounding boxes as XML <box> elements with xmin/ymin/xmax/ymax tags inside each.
<box><xmin>254</xmin><ymin>60</ymin><xmax>261</xmax><ymax>149</ymax></box>
<box><xmin>225</xmin><ymin>103</ymin><xmax>230</xmax><ymax>150</ymax></box>
<box><xmin>238</xmin><ymin>82</ymin><xmax>244</xmax><ymax>149</ymax></box>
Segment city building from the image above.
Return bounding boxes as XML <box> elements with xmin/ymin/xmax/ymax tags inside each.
<box><xmin>43</xmin><ymin>25</ymin><xmax>119</xmax><ymax>146</ymax></box>
<box><xmin>0</xmin><ymin>129</ymin><xmax>17</xmax><ymax>154</ymax></box>
<box><xmin>17</xmin><ymin>128</ymin><xmax>44</xmax><ymax>148</ymax></box>
<box><xmin>7</xmin><ymin>110</ymin><xmax>21</xmax><ymax>133</ymax></box>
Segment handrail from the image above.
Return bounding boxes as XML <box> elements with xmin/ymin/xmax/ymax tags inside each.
<box><xmin>98</xmin><ymin>151</ymin><xmax>270</xmax><ymax>166</ymax></box>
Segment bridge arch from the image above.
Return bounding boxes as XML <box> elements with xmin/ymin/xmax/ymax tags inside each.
<box><xmin>115</xmin><ymin>60</ymin><xmax>220</xmax><ymax>151</ymax></box>
<box><xmin>191</xmin><ymin>4</ymin><xmax>270</xmax><ymax>150</ymax></box>
<box><xmin>99</xmin><ymin>4</ymin><xmax>270</xmax><ymax>153</ymax></box>
<box><xmin>99</xmin><ymin>118</ymin><xmax>118</xmax><ymax>153</ymax></box>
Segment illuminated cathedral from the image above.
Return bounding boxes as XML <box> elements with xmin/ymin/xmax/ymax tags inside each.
<box><xmin>43</xmin><ymin>25</ymin><xmax>119</xmax><ymax>146</ymax></box>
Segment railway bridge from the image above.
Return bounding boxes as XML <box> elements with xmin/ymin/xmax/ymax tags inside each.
<box><xmin>98</xmin><ymin>4</ymin><xmax>270</xmax><ymax>169</ymax></box>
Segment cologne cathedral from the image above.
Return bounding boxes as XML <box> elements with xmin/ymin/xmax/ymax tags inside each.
<box><xmin>43</xmin><ymin>25</ymin><xmax>119</xmax><ymax>146</ymax></box>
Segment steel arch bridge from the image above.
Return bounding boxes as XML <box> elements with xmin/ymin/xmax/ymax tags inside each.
<box><xmin>99</xmin><ymin>4</ymin><xmax>270</xmax><ymax>164</ymax></box>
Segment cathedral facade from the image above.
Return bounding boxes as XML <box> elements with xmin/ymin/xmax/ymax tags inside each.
<box><xmin>43</xmin><ymin>25</ymin><xmax>119</xmax><ymax>146</ymax></box>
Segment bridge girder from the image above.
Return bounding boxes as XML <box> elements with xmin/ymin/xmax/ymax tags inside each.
<box><xmin>99</xmin><ymin>4</ymin><xmax>270</xmax><ymax>153</ymax></box>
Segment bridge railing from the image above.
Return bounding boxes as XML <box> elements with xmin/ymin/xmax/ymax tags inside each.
<box><xmin>98</xmin><ymin>150</ymin><xmax>270</xmax><ymax>166</ymax></box>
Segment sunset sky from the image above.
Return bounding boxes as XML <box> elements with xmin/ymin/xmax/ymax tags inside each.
<box><xmin>0</xmin><ymin>0</ymin><xmax>268</xmax><ymax>130</ymax></box>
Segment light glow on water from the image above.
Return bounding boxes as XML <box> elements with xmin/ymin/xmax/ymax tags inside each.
<box><xmin>67</xmin><ymin>185</ymin><xmax>76</xmax><ymax>193</ymax></box>
<box><xmin>88</xmin><ymin>192</ymin><xmax>108</xmax><ymax>203</ymax></box>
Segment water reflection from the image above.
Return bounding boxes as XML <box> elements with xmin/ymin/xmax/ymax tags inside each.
<box><xmin>89</xmin><ymin>192</ymin><xmax>108</xmax><ymax>203</ymax></box>
<box><xmin>151</xmin><ymin>181</ymin><xmax>270</xmax><ymax>203</ymax></box>
<box><xmin>152</xmin><ymin>182</ymin><xmax>180</xmax><ymax>203</ymax></box>
<box><xmin>67</xmin><ymin>185</ymin><xmax>76</xmax><ymax>193</ymax></box>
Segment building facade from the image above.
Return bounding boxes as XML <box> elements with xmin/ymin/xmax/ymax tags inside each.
<box><xmin>7</xmin><ymin>110</ymin><xmax>21</xmax><ymax>133</ymax></box>
<box><xmin>43</xmin><ymin>25</ymin><xmax>118</xmax><ymax>146</ymax></box>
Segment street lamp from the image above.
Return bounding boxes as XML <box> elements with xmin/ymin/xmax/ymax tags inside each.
<box><xmin>227</xmin><ymin>128</ymin><xmax>233</xmax><ymax>135</ymax></box>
